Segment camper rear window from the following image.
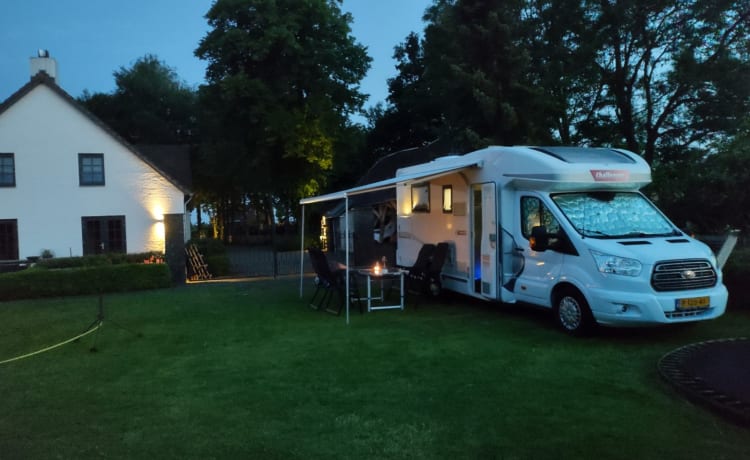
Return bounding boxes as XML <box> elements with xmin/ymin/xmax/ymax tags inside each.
<box><xmin>412</xmin><ymin>183</ymin><xmax>430</xmax><ymax>213</ymax></box>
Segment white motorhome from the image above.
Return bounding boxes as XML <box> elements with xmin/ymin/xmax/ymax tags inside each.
<box><xmin>394</xmin><ymin>146</ymin><xmax>727</xmax><ymax>334</ymax></box>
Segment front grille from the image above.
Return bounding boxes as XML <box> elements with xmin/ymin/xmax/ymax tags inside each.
<box><xmin>651</xmin><ymin>259</ymin><xmax>717</xmax><ymax>292</ymax></box>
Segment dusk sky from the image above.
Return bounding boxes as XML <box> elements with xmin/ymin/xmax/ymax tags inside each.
<box><xmin>0</xmin><ymin>0</ymin><xmax>432</xmax><ymax>119</ymax></box>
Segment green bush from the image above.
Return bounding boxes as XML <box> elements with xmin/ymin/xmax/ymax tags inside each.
<box><xmin>35</xmin><ymin>252</ymin><xmax>163</xmax><ymax>269</ymax></box>
<box><xmin>205</xmin><ymin>255</ymin><xmax>230</xmax><ymax>276</ymax></box>
<box><xmin>0</xmin><ymin>264</ymin><xmax>171</xmax><ymax>301</ymax></box>
<box><xmin>191</xmin><ymin>238</ymin><xmax>226</xmax><ymax>255</ymax></box>
<box><xmin>723</xmin><ymin>245</ymin><xmax>749</xmax><ymax>309</ymax></box>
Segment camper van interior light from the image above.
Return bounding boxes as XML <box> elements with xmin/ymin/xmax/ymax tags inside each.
<box><xmin>442</xmin><ymin>185</ymin><xmax>453</xmax><ymax>213</ymax></box>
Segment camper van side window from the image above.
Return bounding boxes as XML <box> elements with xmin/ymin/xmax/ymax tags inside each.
<box><xmin>411</xmin><ymin>183</ymin><xmax>430</xmax><ymax>213</ymax></box>
<box><xmin>521</xmin><ymin>196</ymin><xmax>561</xmax><ymax>239</ymax></box>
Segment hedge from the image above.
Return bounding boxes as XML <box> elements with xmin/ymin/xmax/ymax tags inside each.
<box><xmin>723</xmin><ymin>246</ymin><xmax>750</xmax><ymax>309</ymax></box>
<box><xmin>35</xmin><ymin>252</ymin><xmax>163</xmax><ymax>269</ymax></box>
<box><xmin>0</xmin><ymin>264</ymin><xmax>171</xmax><ymax>301</ymax></box>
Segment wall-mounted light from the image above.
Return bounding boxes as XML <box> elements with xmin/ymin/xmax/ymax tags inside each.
<box><xmin>442</xmin><ymin>185</ymin><xmax>453</xmax><ymax>213</ymax></box>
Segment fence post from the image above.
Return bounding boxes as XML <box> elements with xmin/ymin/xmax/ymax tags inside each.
<box><xmin>273</xmin><ymin>246</ymin><xmax>279</xmax><ymax>279</ymax></box>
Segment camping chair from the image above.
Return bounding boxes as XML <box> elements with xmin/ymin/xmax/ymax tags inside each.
<box><xmin>427</xmin><ymin>242</ymin><xmax>449</xmax><ymax>294</ymax></box>
<box><xmin>405</xmin><ymin>242</ymin><xmax>449</xmax><ymax>305</ymax></box>
<box><xmin>307</xmin><ymin>247</ymin><xmax>362</xmax><ymax>316</ymax></box>
<box><xmin>404</xmin><ymin>243</ymin><xmax>436</xmax><ymax>299</ymax></box>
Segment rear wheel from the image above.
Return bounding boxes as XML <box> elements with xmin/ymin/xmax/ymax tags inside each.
<box><xmin>553</xmin><ymin>288</ymin><xmax>594</xmax><ymax>336</ymax></box>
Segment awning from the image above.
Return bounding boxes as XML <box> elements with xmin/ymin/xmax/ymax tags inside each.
<box><xmin>299</xmin><ymin>155</ymin><xmax>483</xmax><ymax>324</ymax></box>
<box><xmin>300</xmin><ymin>157</ymin><xmax>483</xmax><ymax>205</ymax></box>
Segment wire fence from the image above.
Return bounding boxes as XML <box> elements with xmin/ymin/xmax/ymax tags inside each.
<box><xmin>226</xmin><ymin>246</ymin><xmax>312</xmax><ymax>278</ymax></box>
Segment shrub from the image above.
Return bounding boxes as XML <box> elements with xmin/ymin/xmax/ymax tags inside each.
<box><xmin>723</xmin><ymin>245</ymin><xmax>750</xmax><ymax>309</ymax></box>
<box><xmin>35</xmin><ymin>252</ymin><xmax>163</xmax><ymax>269</ymax></box>
<box><xmin>205</xmin><ymin>255</ymin><xmax>230</xmax><ymax>276</ymax></box>
<box><xmin>0</xmin><ymin>264</ymin><xmax>171</xmax><ymax>301</ymax></box>
<box><xmin>191</xmin><ymin>238</ymin><xmax>226</xmax><ymax>255</ymax></box>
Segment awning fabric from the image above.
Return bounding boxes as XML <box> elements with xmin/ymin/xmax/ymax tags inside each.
<box><xmin>299</xmin><ymin>158</ymin><xmax>483</xmax><ymax>205</ymax></box>
<box><xmin>299</xmin><ymin>155</ymin><xmax>482</xmax><ymax>324</ymax></box>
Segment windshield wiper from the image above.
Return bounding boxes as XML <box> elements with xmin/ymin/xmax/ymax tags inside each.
<box><xmin>617</xmin><ymin>230</ymin><xmax>682</xmax><ymax>238</ymax></box>
<box><xmin>580</xmin><ymin>229</ymin><xmax>613</xmax><ymax>238</ymax></box>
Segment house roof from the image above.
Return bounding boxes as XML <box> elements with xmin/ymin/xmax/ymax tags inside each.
<box><xmin>0</xmin><ymin>72</ymin><xmax>192</xmax><ymax>194</ymax></box>
<box><xmin>134</xmin><ymin>144</ymin><xmax>193</xmax><ymax>192</ymax></box>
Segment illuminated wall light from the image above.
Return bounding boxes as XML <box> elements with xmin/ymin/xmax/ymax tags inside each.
<box><xmin>442</xmin><ymin>185</ymin><xmax>453</xmax><ymax>213</ymax></box>
<box><xmin>155</xmin><ymin>221</ymin><xmax>165</xmax><ymax>239</ymax></box>
<box><xmin>152</xmin><ymin>204</ymin><xmax>165</xmax><ymax>222</ymax></box>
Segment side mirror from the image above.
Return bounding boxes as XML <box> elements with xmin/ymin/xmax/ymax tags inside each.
<box><xmin>530</xmin><ymin>226</ymin><xmax>549</xmax><ymax>251</ymax></box>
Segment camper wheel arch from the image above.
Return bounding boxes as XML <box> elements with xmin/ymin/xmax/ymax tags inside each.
<box><xmin>551</xmin><ymin>283</ymin><xmax>595</xmax><ymax>336</ymax></box>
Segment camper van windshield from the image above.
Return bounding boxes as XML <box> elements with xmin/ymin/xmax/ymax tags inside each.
<box><xmin>552</xmin><ymin>192</ymin><xmax>678</xmax><ymax>238</ymax></box>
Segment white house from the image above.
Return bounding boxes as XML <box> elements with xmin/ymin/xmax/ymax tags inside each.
<box><xmin>0</xmin><ymin>55</ymin><xmax>191</xmax><ymax>261</ymax></box>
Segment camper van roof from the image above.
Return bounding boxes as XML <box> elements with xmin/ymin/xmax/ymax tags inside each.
<box><xmin>529</xmin><ymin>147</ymin><xmax>636</xmax><ymax>164</ymax></box>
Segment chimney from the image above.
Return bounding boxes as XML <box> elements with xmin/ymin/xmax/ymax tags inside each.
<box><xmin>30</xmin><ymin>49</ymin><xmax>58</xmax><ymax>81</ymax></box>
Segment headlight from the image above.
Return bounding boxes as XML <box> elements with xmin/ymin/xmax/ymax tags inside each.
<box><xmin>590</xmin><ymin>250</ymin><xmax>642</xmax><ymax>277</ymax></box>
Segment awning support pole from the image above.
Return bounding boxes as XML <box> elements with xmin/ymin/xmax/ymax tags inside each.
<box><xmin>345</xmin><ymin>195</ymin><xmax>350</xmax><ymax>325</ymax></box>
<box><xmin>299</xmin><ymin>204</ymin><xmax>305</xmax><ymax>298</ymax></box>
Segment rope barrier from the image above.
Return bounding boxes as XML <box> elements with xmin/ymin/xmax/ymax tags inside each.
<box><xmin>0</xmin><ymin>321</ymin><xmax>102</xmax><ymax>365</ymax></box>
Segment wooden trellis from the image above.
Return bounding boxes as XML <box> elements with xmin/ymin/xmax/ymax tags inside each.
<box><xmin>185</xmin><ymin>244</ymin><xmax>212</xmax><ymax>281</ymax></box>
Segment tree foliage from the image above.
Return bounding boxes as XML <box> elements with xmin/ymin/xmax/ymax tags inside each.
<box><xmin>364</xmin><ymin>0</ymin><xmax>749</xmax><ymax>233</ymax></box>
<box><xmin>193</xmin><ymin>0</ymin><xmax>371</xmax><ymax>237</ymax></box>
<box><xmin>365</xmin><ymin>32</ymin><xmax>443</xmax><ymax>155</ymax></box>
<box><xmin>581</xmin><ymin>0</ymin><xmax>750</xmax><ymax>164</ymax></box>
<box><xmin>370</xmin><ymin>0</ymin><xmax>749</xmax><ymax>158</ymax></box>
<box><xmin>79</xmin><ymin>54</ymin><xmax>197</xmax><ymax>144</ymax></box>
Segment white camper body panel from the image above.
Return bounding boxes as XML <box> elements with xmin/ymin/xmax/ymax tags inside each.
<box><xmin>395</xmin><ymin>146</ymin><xmax>727</xmax><ymax>328</ymax></box>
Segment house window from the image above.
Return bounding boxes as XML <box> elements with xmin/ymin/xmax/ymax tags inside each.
<box><xmin>79</xmin><ymin>153</ymin><xmax>105</xmax><ymax>186</ymax></box>
<box><xmin>442</xmin><ymin>185</ymin><xmax>453</xmax><ymax>213</ymax></box>
<box><xmin>0</xmin><ymin>219</ymin><xmax>19</xmax><ymax>260</ymax></box>
<box><xmin>0</xmin><ymin>153</ymin><xmax>15</xmax><ymax>187</ymax></box>
<box><xmin>411</xmin><ymin>182</ymin><xmax>430</xmax><ymax>213</ymax></box>
<box><xmin>82</xmin><ymin>216</ymin><xmax>126</xmax><ymax>255</ymax></box>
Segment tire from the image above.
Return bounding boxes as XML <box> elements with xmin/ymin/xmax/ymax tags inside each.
<box><xmin>553</xmin><ymin>288</ymin><xmax>595</xmax><ymax>336</ymax></box>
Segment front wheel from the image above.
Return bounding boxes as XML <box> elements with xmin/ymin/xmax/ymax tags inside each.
<box><xmin>553</xmin><ymin>288</ymin><xmax>595</xmax><ymax>336</ymax></box>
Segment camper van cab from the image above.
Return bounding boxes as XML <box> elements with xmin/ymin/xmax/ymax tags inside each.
<box><xmin>395</xmin><ymin>146</ymin><xmax>728</xmax><ymax>334</ymax></box>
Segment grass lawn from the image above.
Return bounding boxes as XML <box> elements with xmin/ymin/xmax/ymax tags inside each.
<box><xmin>1</xmin><ymin>278</ymin><xmax>748</xmax><ymax>459</ymax></box>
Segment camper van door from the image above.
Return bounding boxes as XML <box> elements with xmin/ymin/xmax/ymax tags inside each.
<box><xmin>515</xmin><ymin>194</ymin><xmax>564</xmax><ymax>302</ymax></box>
<box><xmin>473</xmin><ymin>183</ymin><xmax>498</xmax><ymax>298</ymax></box>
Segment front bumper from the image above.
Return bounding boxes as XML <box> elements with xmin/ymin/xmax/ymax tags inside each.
<box><xmin>587</xmin><ymin>284</ymin><xmax>728</xmax><ymax>327</ymax></box>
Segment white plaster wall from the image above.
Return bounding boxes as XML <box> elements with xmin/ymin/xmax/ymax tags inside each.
<box><xmin>0</xmin><ymin>84</ymin><xmax>185</xmax><ymax>259</ymax></box>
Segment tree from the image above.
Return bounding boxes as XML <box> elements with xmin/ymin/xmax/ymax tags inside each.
<box><xmin>79</xmin><ymin>55</ymin><xmax>197</xmax><ymax>144</ymax></box>
<box><xmin>367</xmin><ymin>0</ymin><xmax>555</xmax><ymax>154</ymax></box>
<box><xmin>520</xmin><ymin>0</ymin><xmax>604</xmax><ymax>145</ymax></box>
<box><xmin>366</xmin><ymin>32</ymin><xmax>443</xmax><ymax>156</ymax></box>
<box><xmin>581</xmin><ymin>0</ymin><xmax>750</xmax><ymax>164</ymax></box>
<box><xmin>194</xmin><ymin>0</ymin><xmax>371</xmax><ymax>237</ymax></box>
<box><xmin>652</xmin><ymin>117</ymin><xmax>750</xmax><ymax>234</ymax></box>
<box><xmin>421</xmin><ymin>0</ymin><xmax>546</xmax><ymax>150</ymax></box>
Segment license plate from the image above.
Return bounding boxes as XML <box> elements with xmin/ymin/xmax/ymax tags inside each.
<box><xmin>675</xmin><ymin>296</ymin><xmax>710</xmax><ymax>310</ymax></box>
